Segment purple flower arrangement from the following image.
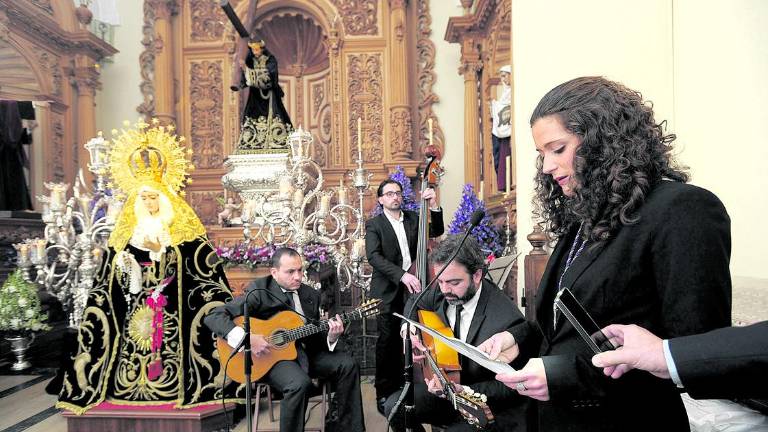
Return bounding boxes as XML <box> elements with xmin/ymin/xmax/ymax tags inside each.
<box><xmin>448</xmin><ymin>183</ymin><xmax>504</xmax><ymax>257</ymax></box>
<box><xmin>215</xmin><ymin>242</ymin><xmax>332</xmax><ymax>270</ymax></box>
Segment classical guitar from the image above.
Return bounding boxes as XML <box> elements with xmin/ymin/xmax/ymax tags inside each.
<box><xmin>417</xmin><ymin>310</ymin><xmax>494</xmax><ymax>429</ymax></box>
<box><xmin>217</xmin><ymin>299</ymin><xmax>381</xmax><ymax>383</ymax></box>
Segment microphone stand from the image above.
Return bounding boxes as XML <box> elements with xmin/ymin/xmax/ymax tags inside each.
<box><xmin>393</xmin><ymin>210</ymin><xmax>485</xmax><ymax>431</ymax></box>
<box><xmin>243</xmin><ymin>297</ymin><xmax>253</xmax><ymax>432</ymax></box>
<box><xmin>230</xmin><ymin>283</ymin><xmax>316</xmax><ymax>432</ymax></box>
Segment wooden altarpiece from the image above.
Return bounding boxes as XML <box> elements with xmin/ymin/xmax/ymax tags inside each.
<box><xmin>446</xmin><ymin>0</ymin><xmax>516</xmax><ymax>293</ymax></box>
<box><xmin>137</xmin><ymin>0</ymin><xmax>448</xmax><ymax>244</ymax></box>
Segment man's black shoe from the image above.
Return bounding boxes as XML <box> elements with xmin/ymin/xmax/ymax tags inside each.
<box><xmin>377</xmin><ymin>396</ymin><xmax>387</xmax><ymax>416</ymax></box>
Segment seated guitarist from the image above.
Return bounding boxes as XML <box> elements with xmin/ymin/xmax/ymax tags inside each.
<box><xmin>384</xmin><ymin>235</ymin><xmax>528</xmax><ymax>431</ymax></box>
<box><xmin>204</xmin><ymin>247</ymin><xmax>365</xmax><ymax>432</ymax></box>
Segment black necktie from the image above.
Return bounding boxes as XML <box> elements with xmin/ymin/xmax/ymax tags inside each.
<box><xmin>453</xmin><ymin>304</ymin><xmax>465</xmax><ymax>371</ymax></box>
<box><xmin>284</xmin><ymin>290</ymin><xmax>295</xmax><ymax>309</ymax></box>
<box><xmin>453</xmin><ymin>304</ymin><xmax>463</xmax><ymax>341</ymax></box>
<box><xmin>283</xmin><ymin>290</ymin><xmax>309</xmax><ymax>372</ymax></box>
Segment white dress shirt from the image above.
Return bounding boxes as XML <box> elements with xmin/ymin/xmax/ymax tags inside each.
<box><xmin>384</xmin><ymin>210</ymin><xmax>412</xmax><ymax>271</ymax></box>
<box><xmin>446</xmin><ymin>286</ymin><xmax>483</xmax><ymax>342</ymax></box>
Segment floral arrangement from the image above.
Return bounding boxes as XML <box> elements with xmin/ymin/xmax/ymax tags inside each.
<box><xmin>215</xmin><ymin>242</ymin><xmax>333</xmax><ymax>271</ymax></box>
<box><xmin>0</xmin><ymin>270</ymin><xmax>51</xmax><ymax>335</ymax></box>
<box><xmin>448</xmin><ymin>183</ymin><xmax>504</xmax><ymax>257</ymax></box>
<box><xmin>370</xmin><ymin>165</ymin><xmax>420</xmax><ymax>216</ymax></box>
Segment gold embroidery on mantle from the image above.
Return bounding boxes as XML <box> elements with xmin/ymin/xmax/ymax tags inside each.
<box><xmin>237</xmin><ymin>115</ymin><xmax>293</xmax><ymax>153</ymax></box>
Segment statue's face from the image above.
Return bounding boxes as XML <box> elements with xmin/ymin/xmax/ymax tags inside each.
<box><xmin>139</xmin><ymin>190</ymin><xmax>160</xmax><ymax>215</ymax></box>
<box><xmin>249</xmin><ymin>43</ymin><xmax>263</xmax><ymax>56</ymax></box>
<box><xmin>500</xmin><ymin>71</ymin><xmax>511</xmax><ymax>86</ymax></box>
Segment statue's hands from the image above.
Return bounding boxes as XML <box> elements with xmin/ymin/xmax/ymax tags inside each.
<box><xmin>143</xmin><ymin>236</ymin><xmax>162</xmax><ymax>253</ymax></box>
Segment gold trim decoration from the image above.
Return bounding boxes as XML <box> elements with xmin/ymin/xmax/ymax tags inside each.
<box><xmin>128</xmin><ymin>305</ymin><xmax>155</xmax><ymax>352</ymax></box>
<box><xmin>107</xmin><ymin>119</ymin><xmax>206</xmax><ymax>252</ymax></box>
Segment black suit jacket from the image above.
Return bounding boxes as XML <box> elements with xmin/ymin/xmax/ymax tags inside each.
<box><xmin>405</xmin><ymin>279</ymin><xmax>527</xmax><ymax>412</ymax></box>
<box><xmin>510</xmin><ymin>181</ymin><xmax>732</xmax><ymax>431</ymax></box>
<box><xmin>204</xmin><ymin>275</ymin><xmax>328</xmax><ymax>356</ymax></box>
<box><xmin>366</xmin><ymin>209</ymin><xmax>444</xmax><ymax>313</ymax></box>
<box><xmin>669</xmin><ymin>321</ymin><xmax>768</xmax><ymax>399</ymax></box>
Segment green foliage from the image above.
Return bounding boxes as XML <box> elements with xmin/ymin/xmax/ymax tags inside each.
<box><xmin>0</xmin><ymin>270</ymin><xmax>51</xmax><ymax>335</ymax></box>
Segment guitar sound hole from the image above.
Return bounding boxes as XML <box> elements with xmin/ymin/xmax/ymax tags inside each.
<box><xmin>271</xmin><ymin>330</ymin><xmax>287</xmax><ymax>348</ymax></box>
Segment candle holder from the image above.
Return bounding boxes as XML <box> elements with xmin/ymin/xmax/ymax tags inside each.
<box><xmin>237</xmin><ymin>127</ymin><xmax>371</xmax><ymax>291</ymax></box>
<box><xmin>16</xmin><ymin>134</ymin><xmax>119</xmax><ymax>328</ymax></box>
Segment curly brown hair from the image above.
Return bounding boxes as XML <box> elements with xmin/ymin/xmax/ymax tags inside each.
<box><xmin>530</xmin><ymin>77</ymin><xmax>688</xmax><ymax>244</ymax></box>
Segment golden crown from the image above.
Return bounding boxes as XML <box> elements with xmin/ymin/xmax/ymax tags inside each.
<box><xmin>129</xmin><ymin>145</ymin><xmax>166</xmax><ymax>184</ymax></box>
<box><xmin>108</xmin><ymin>119</ymin><xmax>195</xmax><ymax>197</ymax></box>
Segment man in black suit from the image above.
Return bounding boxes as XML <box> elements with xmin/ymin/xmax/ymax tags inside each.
<box><xmin>591</xmin><ymin>322</ymin><xmax>768</xmax><ymax>399</ymax></box>
<box><xmin>383</xmin><ymin>234</ymin><xmax>527</xmax><ymax>431</ymax></box>
<box><xmin>365</xmin><ymin>179</ymin><xmax>444</xmax><ymax>412</ymax></box>
<box><xmin>204</xmin><ymin>248</ymin><xmax>365</xmax><ymax>432</ymax></box>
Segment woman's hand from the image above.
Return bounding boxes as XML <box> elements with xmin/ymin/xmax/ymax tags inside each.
<box><xmin>496</xmin><ymin>358</ymin><xmax>549</xmax><ymax>401</ymax></box>
<box><xmin>477</xmin><ymin>331</ymin><xmax>519</xmax><ymax>363</ymax></box>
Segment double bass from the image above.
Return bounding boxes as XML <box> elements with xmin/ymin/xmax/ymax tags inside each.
<box><xmin>409</xmin><ymin>144</ymin><xmax>444</xmax><ymax>289</ymax></box>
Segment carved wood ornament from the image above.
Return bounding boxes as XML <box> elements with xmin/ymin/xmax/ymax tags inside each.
<box><xmin>446</xmin><ymin>0</ymin><xmax>516</xmax><ymax>289</ymax></box>
<box><xmin>0</xmin><ymin>0</ymin><xmax>116</xmax><ymax>198</ymax></box>
<box><xmin>138</xmin><ymin>0</ymin><xmax>446</xmax><ymax>242</ymax></box>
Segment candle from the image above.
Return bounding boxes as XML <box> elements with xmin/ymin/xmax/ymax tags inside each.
<box><xmin>18</xmin><ymin>244</ymin><xmax>29</xmax><ymax>263</ymax></box>
<box><xmin>428</xmin><ymin>118</ymin><xmax>433</xmax><ymax>147</ymax></box>
<box><xmin>319</xmin><ymin>194</ymin><xmax>331</xmax><ymax>215</ymax></box>
<box><xmin>357</xmin><ymin>117</ymin><xmax>362</xmax><ymax>161</ymax></box>
<box><xmin>293</xmin><ymin>189</ymin><xmax>305</xmax><ymax>209</ymax></box>
<box><xmin>79</xmin><ymin>195</ymin><xmax>92</xmax><ymax>213</ymax></box>
<box><xmin>479</xmin><ymin>181</ymin><xmax>484</xmax><ymax>198</ymax></box>
<box><xmin>352</xmin><ymin>238</ymin><xmax>366</xmax><ymax>259</ymax></box>
<box><xmin>279</xmin><ymin>177</ymin><xmax>293</xmax><ymax>199</ymax></box>
<box><xmin>338</xmin><ymin>186</ymin><xmax>348</xmax><ymax>206</ymax></box>
<box><xmin>505</xmin><ymin>155</ymin><xmax>511</xmax><ymax>194</ymax></box>
<box><xmin>106</xmin><ymin>200</ymin><xmax>122</xmax><ymax>223</ymax></box>
<box><xmin>36</xmin><ymin>239</ymin><xmax>46</xmax><ymax>260</ymax></box>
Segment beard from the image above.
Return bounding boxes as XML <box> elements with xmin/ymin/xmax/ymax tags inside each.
<box><xmin>444</xmin><ymin>279</ymin><xmax>478</xmax><ymax>306</ymax></box>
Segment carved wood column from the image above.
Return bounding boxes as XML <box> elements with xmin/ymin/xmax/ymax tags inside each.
<box><xmin>72</xmin><ymin>59</ymin><xmax>100</xmax><ymax>186</ymax></box>
<box><xmin>326</xmin><ymin>20</ymin><xmax>343</xmax><ymax>167</ymax></box>
<box><xmin>388</xmin><ymin>0</ymin><xmax>413</xmax><ymax>159</ymax></box>
<box><xmin>150</xmin><ymin>0</ymin><xmax>177</xmax><ymax>125</ymax></box>
<box><xmin>460</xmin><ymin>41</ymin><xmax>482</xmax><ymax>188</ymax></box>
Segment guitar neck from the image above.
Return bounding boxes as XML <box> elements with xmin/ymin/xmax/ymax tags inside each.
<box><xmin>269</xmin><ymin>309</ymin><xmax>364</xmax><ymax>344</ymax></box>
<box><xmin>423</xmin><ymin>348</ymin><xmax>456</xmax><ymax>398</ymax></box>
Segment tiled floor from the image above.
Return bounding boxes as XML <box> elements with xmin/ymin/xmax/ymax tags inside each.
<box><xmin>0</xmin><ymin>372</ymin><xmax>392</xmax><ymax>432</ymax></box>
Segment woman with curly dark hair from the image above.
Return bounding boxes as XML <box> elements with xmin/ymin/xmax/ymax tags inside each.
<box><xmin>479</xmin><ymin>77</ymin><xmax>732</xmax><ymax>431</ymax></box>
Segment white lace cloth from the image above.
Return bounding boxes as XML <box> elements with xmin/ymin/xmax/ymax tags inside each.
<box><xmin>684</xmin><ymin>394</ymin><xmax>768</xmax><ymax>431</ymax></box>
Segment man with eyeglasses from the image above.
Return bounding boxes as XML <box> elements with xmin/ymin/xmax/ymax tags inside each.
<box><xmin>365</xmin><ymin>179</ymin><xmax>444</xmax><ymax>415</ymax></box>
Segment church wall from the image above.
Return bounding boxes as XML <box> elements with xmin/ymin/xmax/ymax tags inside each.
<box><xmin>671</xmin><ymin>0</ymin><xmax>768</xmax><ymax>282</ymax></box>
<box><xmin>511</xmin><ymin>0</ymin><xmax>675</xmax><ymax>301</ymax></box>
<box><xmin>428</xmin><ymin>0</ymin><xmax>466</xmax><ymax>219</ymax></box>
<box><xmin>94</xmin><ymin>1</ymin><xmax>144</xmax><ymax>134</ymax></box>
<box><xmin>512</xmin><ymin>0</ymin><xmax>768</xmax><ymax>301</ymax></box>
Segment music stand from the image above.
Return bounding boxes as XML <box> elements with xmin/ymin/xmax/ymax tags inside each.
<box><xmin>485</xmin><ymin>254</ymin><xmax>517</xmax><ymax>288</ymax></box>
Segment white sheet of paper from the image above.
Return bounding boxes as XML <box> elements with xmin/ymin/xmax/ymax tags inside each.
<box><xmin>393</xmin><ymin>312</ymin><xmax>516</xmax><ymax>375</ymax></box>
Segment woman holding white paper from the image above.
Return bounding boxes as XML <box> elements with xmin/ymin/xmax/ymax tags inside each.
<box><xmin>478</xmin><ymin>77</ymin><xmax>732</xmax><ymax>431</ymax></box>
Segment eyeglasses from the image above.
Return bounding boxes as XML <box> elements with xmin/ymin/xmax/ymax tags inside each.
<box><xmin>382</xmin><ymin>191</ymin><xmax>403</xmax><ymax>198</ymax></box>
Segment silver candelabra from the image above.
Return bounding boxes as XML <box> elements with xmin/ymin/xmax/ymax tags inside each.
<box><xmin>236</xmin><ymin>127</ymin><xmax>373</xmax><ymax>292</ymax></box>
<box><xmin>14</xmin><ymin>134</ymin><xmax>121</xmax><ymax>328</ymax></box>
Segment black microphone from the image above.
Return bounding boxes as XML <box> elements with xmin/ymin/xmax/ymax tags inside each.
<box><xmin>404</xmin><ymin>209</ymin><xmax>485</xmax><ymax>320</ymax></box>
<box><xmin>389</xmin><ymin>209</ymin><xmax>485</xmax><ymax>428</ymax></box>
